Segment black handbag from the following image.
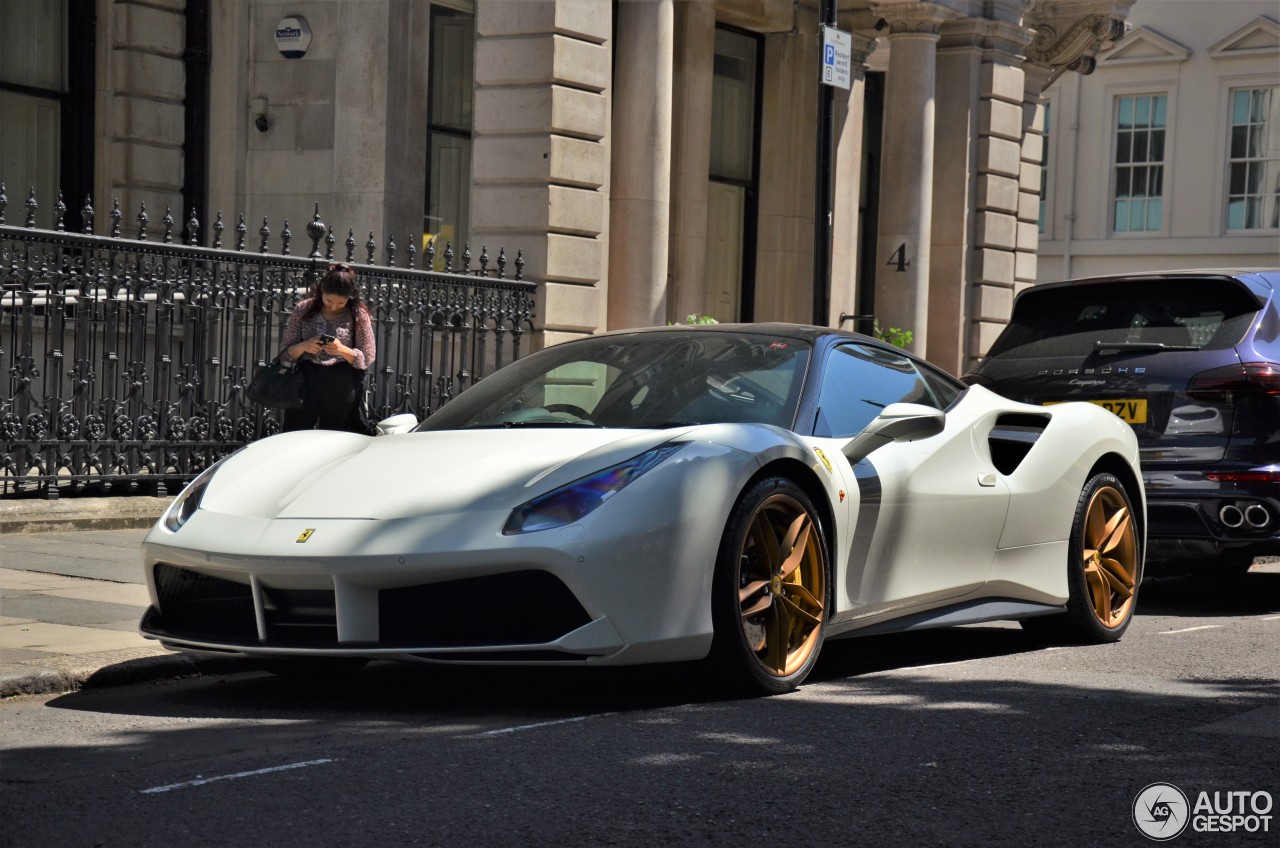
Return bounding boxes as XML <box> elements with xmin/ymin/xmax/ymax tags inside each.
<box><xmin>247</xmin><ymin>357</ymin><xmax>305</xmax><ymax>409</ymax></box>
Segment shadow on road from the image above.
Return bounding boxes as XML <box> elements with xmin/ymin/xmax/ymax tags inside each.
<box><xmin>1136</xmin><ymin>570</ymin><xmax>1280</xmax><ymax>618</ymax></box>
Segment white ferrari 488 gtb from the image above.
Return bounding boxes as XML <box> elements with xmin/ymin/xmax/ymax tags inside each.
<box><xmin>141</xmin><ymin>324</ymin><xmax>1144</xmax><ymax>694</ymax></box>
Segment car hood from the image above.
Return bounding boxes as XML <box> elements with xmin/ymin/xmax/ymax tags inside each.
<box><xmin>198</xmin><ymin>427</ymin><xmax>687</xmax><ymax>521</ymax></box>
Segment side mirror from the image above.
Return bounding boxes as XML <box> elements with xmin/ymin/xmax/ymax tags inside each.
<box><xmin>374</xmin><ymin>413</ymin><xmax>419</xmax><ymax>436</ymax></box>
<box><xmin>841</xmin><ymin>403</ymin><xmax>945</xmax><ymax>464</ymax></box>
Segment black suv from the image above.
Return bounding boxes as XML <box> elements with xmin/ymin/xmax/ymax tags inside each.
<box><xmin>965</xmin><ymin>270</ymin><xmax>1280</xmax><ymax>573</ymax></box>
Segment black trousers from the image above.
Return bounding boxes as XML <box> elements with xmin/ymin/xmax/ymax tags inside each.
<box><xmin>283</xmin><ymin>361</ymin><xmax>369</xmax><ymax>434</ymax></box>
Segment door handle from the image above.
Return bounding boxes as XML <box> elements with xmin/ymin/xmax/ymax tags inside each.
<box><xmin>978</xmin><ymin>473</ymin><xmax>998</xmax><ymax>487</ymax></box>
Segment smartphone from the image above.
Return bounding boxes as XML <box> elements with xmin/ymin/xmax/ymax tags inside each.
<box><xmin>319</xmin><ymin>333</ymin><xmax>335</xmax><ymax>344</ymax></box>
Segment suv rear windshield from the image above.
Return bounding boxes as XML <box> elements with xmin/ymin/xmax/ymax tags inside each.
<box><xmin>985</xmin><ymin>278</ymin><xmax>1259</xmax><ymax>359</ymax></box>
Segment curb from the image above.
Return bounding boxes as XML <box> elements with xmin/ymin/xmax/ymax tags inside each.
<box><xmin>0</xmin><ymin>497</ymin><xmax>170</xmax><ymax>534</ymax></box>
<box><xmin>0</xmin><ymin>653</ymin><xmax>251</xmax><ymax>699</ymax></box>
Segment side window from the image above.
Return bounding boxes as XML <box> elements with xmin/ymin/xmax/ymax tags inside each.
<box><xmin>813</xmin><ymin>344</ymin><xmax>937</xmax><ymax>438</ymax></box>
<box><xmin>917</xmin><ymin>361</ymin><xmax>964</xmax><ymax>408</ymax></box>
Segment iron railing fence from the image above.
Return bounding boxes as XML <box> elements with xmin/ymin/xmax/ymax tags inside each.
<box><xmin>0</xmin><ymin>189</ymin><xmax>534</xmax><ymax>499</ymax></box>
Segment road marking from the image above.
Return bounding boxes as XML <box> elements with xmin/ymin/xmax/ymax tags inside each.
<box><xmin>1261</xmin><ymin>615</ymin><xmax>1280</xmax><ymax>621</ymax></box>
<box><xmin>1159</xmin><ymin>625</ymin><xmax>1224</xmax><ymax>635</ymax></box>
<box><xmin>481</xmin><ymin>713</ymin><xmax>616</xmax><ymax>736</ymax></box>
<box><xmin>139</xmin><ymin>758</ymin><xmax>334</xmax><ymax>795</ymax></box>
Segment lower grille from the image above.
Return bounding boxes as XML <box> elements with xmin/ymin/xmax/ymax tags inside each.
<box><xmin>261</xmin><ymin>587</ymin><xmax>338</xmax><ymax>645</ymax></box>
<box><xmin>379</xmin><ymin>570</ymin><xmax>590</xmax><ymax>647</ymax></box>
<box><xmin>153</xmin><ymin>563</ymin><xmax>258</xmax><ymax>642</ymax></box>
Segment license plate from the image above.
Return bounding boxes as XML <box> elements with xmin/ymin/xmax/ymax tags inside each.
<box><xmin>1045</xmin><ymin>398</ymin><xmax>1147</xmax><ymax>424</ymax></box>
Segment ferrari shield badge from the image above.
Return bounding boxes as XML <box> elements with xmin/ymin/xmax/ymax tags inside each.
<box><xmin>296</xmin><ymin>529</ymin><xmax>315</xmax><ymax>543</ymax></box>
<box><xmin>813</xmin><ymin>447</ymin><xmax>833</xmax><ymax>474</ymax></box>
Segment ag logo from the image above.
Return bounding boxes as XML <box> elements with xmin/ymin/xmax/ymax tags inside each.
<box><xmin>1134</xmin><ymin>783</ymin><xmax>1190</xmax><ymax>840</ymax></box>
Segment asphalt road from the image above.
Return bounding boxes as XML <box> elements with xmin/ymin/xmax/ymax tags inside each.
<box><xmin>2</xmin><ymin>568</ymin><xmax>1277</xmax><ymax>847</ymax></box>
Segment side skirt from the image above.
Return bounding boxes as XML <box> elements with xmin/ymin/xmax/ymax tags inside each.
<box><xmin>829</xmin><ymin>599</ymin><xmax>1066</xmax><ymax>639</ymax></box>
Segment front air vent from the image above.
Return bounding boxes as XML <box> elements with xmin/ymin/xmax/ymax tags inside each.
<box><xmin>379</xmin><ymin>570</ymin><xmax>590</xmax><ymax>647</ymax></box>
<box><xmin>988</xmin><ymin>413</ymin><xmax>1050</xmax><ymax>475</ymax></box>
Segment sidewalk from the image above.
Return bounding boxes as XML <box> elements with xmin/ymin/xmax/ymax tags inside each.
<box><xmin>0</xmin><ymin>497</ymin><xmax>245</xmax><ymax>698</ymax></box>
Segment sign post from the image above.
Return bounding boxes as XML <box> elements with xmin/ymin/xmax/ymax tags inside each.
<box><xmin>813</xmin><ymin>12</ymin><xmax>846</xmax><ymax>325</ymax></box>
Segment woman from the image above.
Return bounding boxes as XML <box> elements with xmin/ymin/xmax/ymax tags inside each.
<box><xmin>278</xmin><ymin>262</ymin><xmax>377</xmax><ymax>433</ymax></box>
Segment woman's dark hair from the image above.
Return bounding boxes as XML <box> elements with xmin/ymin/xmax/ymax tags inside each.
<box><xmin>302</xmin><ymin>263</ymin><xmax>366</xmax><ymax>317</ymax></box>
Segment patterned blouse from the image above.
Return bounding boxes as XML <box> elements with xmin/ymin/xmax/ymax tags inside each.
<box><xmin>280</xmin><ymin>298</ymin><xmax>376</xmax><ymax>371</ymax></box>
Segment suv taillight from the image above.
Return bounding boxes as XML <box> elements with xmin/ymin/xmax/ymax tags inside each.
<box><xmin>1187</xmin><ymin>363</ymin><xmax>1280</xmax><ymax>399</ymax></box>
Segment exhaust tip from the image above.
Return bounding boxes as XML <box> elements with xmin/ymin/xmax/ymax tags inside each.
<box><xmin>1244</xmin><ymin>503</ymin><xmax>1271</xmax><ymax>529</ymax></box>
<box><xmin>1220</xmin><ymin>504</ymin><xmax>1245</xmax><ymax>529</ymax></box>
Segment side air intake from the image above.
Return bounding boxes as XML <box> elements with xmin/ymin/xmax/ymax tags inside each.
<box><xmin>988</xmin><ymin>413</ymin><xmax>1050</xmax><ymax>475</ymax></box>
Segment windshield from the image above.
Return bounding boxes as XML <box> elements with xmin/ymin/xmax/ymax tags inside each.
<box><xmin>985</xmin><ymin>279</ymin><xmax>1259</xmax><ymax>360</ymax></box>
<box><xmin>417</xmin><ymin>331</ymin><xmax>811</xmax><ymax>431</ymax></box>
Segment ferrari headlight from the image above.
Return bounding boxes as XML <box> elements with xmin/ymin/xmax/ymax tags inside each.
<box><xmin>503</xmin><ymin>443</ymin><xmax>686</xmax><ymax>535</ymax></box>
<box><xmin>161</xmin><ymin>457</ymin><xmax>227</xmax><ymax>532</ymax></box>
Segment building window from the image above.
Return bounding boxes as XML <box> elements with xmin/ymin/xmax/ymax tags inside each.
<box><xmin>0</xmin><ymin>1</ymin><xmax>65</xmax><ymax>219</ymax></box>
<box><xmin>1227</xmin><ymin>87</ymin><xmax>1279</xmax><ymax>231</ymax></box>
<box><xmin>1112</xmin><ymin>94</ymin><xmax>1166</xmax><ymax>233</ymax></box>
<box><xmin>1038</xmin><ymin>102</ymin><xmax>1051</xmax><ymax>234</ymax></box>
<box><xmin>424</xmin><ymin>5</ymin><xmax>474</xmax><ymax>256</ymax></box>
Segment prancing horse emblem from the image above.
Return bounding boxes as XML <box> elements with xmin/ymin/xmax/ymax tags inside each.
<box><xmin>296</xmin><ymin>529</ymin><xmax>315</xmax><ymax>543</ymax></box>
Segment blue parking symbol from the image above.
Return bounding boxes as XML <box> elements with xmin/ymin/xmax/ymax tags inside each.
<box><xmin>825</xmin><ymin>44</ymin><xmax>835</xmax><ymax>64</ymax></box>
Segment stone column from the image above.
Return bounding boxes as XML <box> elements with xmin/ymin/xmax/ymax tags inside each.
<box><xmin>99</xmin><ymin>0</ymin><xmax>188</xmax><ymax>219</ymax></box>
<box><xmin>871</xmin><ymin>1</ymin><xmax>959</xmax><ymax>358</ymax></box>
<box><xmin>829</xmin><ymin>30</ymin><xmax>877</xmax><ymax>329</ymax></box>
<box><xmin>472</xmin><ymin>1</ymin><xmax>612</xmax><ymax>346</ymax></box>
<box><xmin>608</xmin><ymin>0</ymin><xmax>675</xmax><ymax>330</ymax></box>
<box><xmin>667</xmin><ymin>0</ymin><xmax>716</xmax><ymax>324</ymax></box>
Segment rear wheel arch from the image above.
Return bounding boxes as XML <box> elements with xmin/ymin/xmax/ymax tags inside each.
<box><xmin>1088</xmin><ymin>453</ymin><xmax>1145</xmax><ymax>537</ymax></box>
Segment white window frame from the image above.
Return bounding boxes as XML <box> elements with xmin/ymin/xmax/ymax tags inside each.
<box><xmin>1107</xmin><ymin>88</ymin><xmax>1172</xmax><ymax>237</ymax></box>
<box><xmin>1221</xmin><ymin>78</ymin><xmax>1280</xmax><ymax>234</ymax></box>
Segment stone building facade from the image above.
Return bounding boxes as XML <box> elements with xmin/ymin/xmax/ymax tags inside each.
<box><xmin>1</xmin><ymin>0</ymin><xmax>1141</xmax><ymax>375</ymax></box>
<box><xmin>1037</xmin><ymin>0</ymin><xmax>1280</xmax><ymax>282</ymax></box>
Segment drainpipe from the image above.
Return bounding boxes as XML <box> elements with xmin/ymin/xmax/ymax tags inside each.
<box><xmin>1062</xmin><ymin>72</ymin><xmax>1082</xmax><ymax>280</ymax></box>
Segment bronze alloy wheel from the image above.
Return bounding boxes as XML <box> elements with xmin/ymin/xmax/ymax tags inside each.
<box><xmin>736</xmin><ymin>492</ymin><xmax>827</xmax><ymax>677</ymax></box>
<box><xmin>1080</xmin><ymin>484</ymin><xmax>1138</xmax><ymax>629</ymax></box>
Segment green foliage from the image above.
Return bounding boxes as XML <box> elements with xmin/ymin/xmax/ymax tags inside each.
<box><xmin>668</xmin><ymin>314</ymin><xmax>720</xmax><ymax>325</ymax></box>
<box><xmin>872</xmin><ymin>320</ymin><xmax>913</xmax><ymax>349</ymax></box>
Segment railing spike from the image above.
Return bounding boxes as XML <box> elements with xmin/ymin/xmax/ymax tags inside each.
<box><xmin>213</xmin><ymin>212</ymin><xmax>224</xmax><ymax>249</ymax></box>
<box><xmin>306</xmin><ymin>203</ymin><xmax>325</xmax><ymax>258</ymax></box>
<box><xmin>407</xmin><ymin>237</ymin><xmax>416</xmax><ymax>270</ymax></box>
<box><xmin>236</xmin><ymin>213</ymin><xmax>247</xmax><ymax>251</ymax></box>
<box><xmin>136</xmin><ymin>201</ymin><xmax>149</xmax><ymax>241</ymax></box>
<box><xmin>366</xmin><ymin>231</ymin><xmax>376</xmax><ymax>265</ymax></box>
<box><xmin>345</xmin><ymin>229</ymin><xmax>356</xmax><ymax>263</ymax></box>
<box><xmin>515</xmin><ymin>249</ymin><xmax>524</xmax><ymax>281</ymax></box>
<box><xmin>479</xmin><ymin>244</ymin><xmax>490</xmax><ymax>277</ymax></box>
<box><xmin>386</xmin><ymin>232</ymin><xmax>396</xmax><ymax>267</ymax></box>
<box><xmin>82</xmin><ymin>195</ymin><xmax>95</xmax><ymax>235</ymax></box>
<box><xmin>110</xmin><ymin>198</ymin><xmax>122</xmax><ymax>238</ymax></box>
<box><xmin>0</xmin><ymin>182</ymin><xmax>7</xmax><ymax>225</ymax></box>
<box><xmin>462</xmin><ymin>243</ymin><xmax>472</xmax><ymax>273</ymax></box>
<box><xmin>187</xmin><ymin>207</ymin><xmax>200</xmax><ymax>246</ymax></box>
<box><xmin>443</xmin><ymin>241</ymin><xmax>454</xmax><ymax>273</ymax></box>
<box><xmin>281</xmin><ymin>219</ymin><xmax>292</xmax><ymax>255</ymax></box>
<box><xmin>325</xmin><ymin>224</ymin><xmax>336</xmax><ymax>260</ymax></box>
<box><xmin>258</xmin><ymin>217</ymin><xmax>270</xmax><ymax>253</ymax></box>
<box><xmin>426</xmin><ymin>237</ymin><xmax>436</xmax><ymax>271</ymax></box>
<box><xmin>25</xmin><ymin>187</ymin><xmax>38</xmax><ymax>228</ymax></box>
<box><xmin>162</xmin><ymin>206</ymin><xmax>175</xmax><ymax>243</ymax></box>
<box><xmin>54</xmin><ymin>191</ymin><xmax>67</xmax><ymax>231</ymax></box>
<box><xmin>497</xmin><ymin>247</ymin><xmax>507</xmax><ymax>280</ymax></box>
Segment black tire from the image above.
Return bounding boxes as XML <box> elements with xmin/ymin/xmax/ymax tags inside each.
<box><xmin>709</xmin><ymin>476</ymin><xmax>830</xmax><ymax>695</ymax></box>
<box><xmin>1023</xmin><ymin>472</ymin><xmax>1141</xmax><ymax>643</ymax></box>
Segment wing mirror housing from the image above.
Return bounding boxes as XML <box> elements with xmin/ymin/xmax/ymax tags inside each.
<box><xmin>841</xmin><ymin>403</ymin><xmax>945</xmax><ymax>464</ymax></box>
<box><xmin>374</xmin><ymin>413</ymin><xmax>419</xmax><ymax>436</ymax></box>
